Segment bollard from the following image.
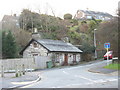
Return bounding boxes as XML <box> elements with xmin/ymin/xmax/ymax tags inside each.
<box><xmin>19</xmin><ymin>65</ymin><xmax>22</xmax><ymax>76</ymax></box>
<box><xmin>15</xmin><ymin>65</ymin><xmax>19</xmax><ymax>77</ymax></box>
<box><xmin>22</xmin><ymin>64</ymin><xmax>25</xmax><ymax>75</ymax></box>
<box><xmin>1</xmin><ymin>65</ymin><xmax>4</xmax><ymax>77</ymax></box>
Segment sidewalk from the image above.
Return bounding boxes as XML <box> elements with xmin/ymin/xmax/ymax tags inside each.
<box><xmin>88</xmin><ymin>61</ymin><xmax>118</xmax><ymax>75</ymax></box>
<box><xmin>0</xmin><ymin>71</ymin><xmax>41</xmax><ymax>89</ymax></box>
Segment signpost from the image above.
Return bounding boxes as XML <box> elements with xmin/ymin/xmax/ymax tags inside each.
<box><xmin>104</xmin><ymin>43</ymin><xmax>110</xmax><ymax>65</ymax></box>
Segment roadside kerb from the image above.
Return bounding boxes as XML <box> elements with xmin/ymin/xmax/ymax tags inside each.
<box><xmin>8</xmin><ymin>74</ymin><xmax>41</xmax><ymax>88</ymax></box>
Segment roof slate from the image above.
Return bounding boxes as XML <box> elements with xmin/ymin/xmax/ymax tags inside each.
<box><xmin>36</xmin><ymin>39</ymin><xmax>82</xmax><ymax>53</ymax></box>
<box><xmin>80</xmin><ymin>10</ymin><xmax>113</xmax><ymax>17</ymax></box>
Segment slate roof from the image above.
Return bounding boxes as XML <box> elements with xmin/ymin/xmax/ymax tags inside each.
<box><xmin>80</xmin><ymin>10</ymin><xmax>113</xmax><ymax>17</ymax></box>
<box><xmin>20</xmin><ymin>39</ymin><xmax>82</xmax><ymax>55</ymax></box>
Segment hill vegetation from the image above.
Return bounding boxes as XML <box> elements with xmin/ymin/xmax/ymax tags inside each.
<box><xmin>1</xmin><ymin>9</ymin><xmax>118</xmax><ymax>60</ymax></box>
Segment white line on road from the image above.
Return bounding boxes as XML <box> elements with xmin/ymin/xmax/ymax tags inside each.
<box><xmin>63</xmin><ymin>70</ymin><xmax>96</xmax><ymax>82</ymax></box>
<box><xmin>63</xmin><ymin>70</ymin><xmax>69</xmax><ymax>75</ymax></box>
<box><xmin>57</xmin><ymin>78</ymin><xmax>118</xmax><ymax>88</ymax></box>
<box><xmin>74</xmin><ymin>75</ymin><xmax>95</xmax><ymax>82</ymax></box>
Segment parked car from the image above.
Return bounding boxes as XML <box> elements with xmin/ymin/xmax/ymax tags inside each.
<box><xmin>104</xmin><ymin>51</ymin><xmax>113</xmax><ymax>60</ymax></box>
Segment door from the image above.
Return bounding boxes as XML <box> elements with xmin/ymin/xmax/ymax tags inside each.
<box><xmin>64</xmin><ymin>54</ymin><xmax>68</xmax><ymax>65</ymax></box>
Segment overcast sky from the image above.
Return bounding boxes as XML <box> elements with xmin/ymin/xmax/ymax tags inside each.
<box><xmin>0</xmin><ymin>0</ymin><xmax>119</xmax><ymax>20</ymax></box>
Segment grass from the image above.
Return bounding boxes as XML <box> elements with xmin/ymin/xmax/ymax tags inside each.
<box><xmin>104</xmin><ymin>63</ymin><xmax>120</xmax><ymax>70</ymax></box>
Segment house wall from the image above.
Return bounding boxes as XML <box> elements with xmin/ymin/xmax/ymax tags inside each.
<box><xmin>48</xmin><ymin>52</ymin><xmax>81</xmax><ymax>66</ymax></box>
<box><xmin>68</xmin><ymin>53</ymin><xmax>81</xmax><ymax>64</ymax></box>
<box><xmin>75</xmin><ymin>10</ymin><xmax>85</xmax><ymax>19</ymax></box>
<box><xmin>23</xmin><ymin>41</ymin><xmax>48</xmax><ymax>58</ymax></box>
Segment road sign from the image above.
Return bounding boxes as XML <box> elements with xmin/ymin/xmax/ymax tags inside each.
<box><xmin>104</xmin><ymin>43</ymin><xmax>110</xmax><ymax>49</ymax></box>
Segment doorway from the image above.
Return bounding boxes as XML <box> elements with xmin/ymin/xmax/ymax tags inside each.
<box><xmin>64</xmin><ymin>54</ymin><xmax>68</xmax><ymax>65</ymax></box>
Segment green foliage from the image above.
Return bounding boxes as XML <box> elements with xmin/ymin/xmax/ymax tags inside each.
<box><xmin>81</xmin><ymin>20</ymin><xmax>87</xmax><ymax>24</ymax></box>
<box><xmin>19</xmin><ymin>9</ymin><xmax>68</xmax><ymax>40</ymax></box>
<box><xmin>70</xmin><ymin>26</ymin><xmax>79</xmax><ymax>32</ymax></box>
<box><xmin>19</xmin><ymin>9</ymin><xmax>40</xmax><ymax>31</ymax></box>
<box><xmin>80</xmin><ymin>42</ymin><xmax>95</xmax><ymax>54</ymax></box>
<box><xmin>88</xmin><ymin>20</ymin><xmax>97</xmax><ymax>32</ymax></box>
<box><xmin>64</xmin><ymin>13</ymin><xmax>72</xmax><ymax>20</ymax></box>
<box><xmin>70</xmin><ymin>19</ymin><xmax>78</xmax><ymax>25</ymax></box>
<box><xmin>2</xmin><ymin>31</ymin><xmax>17</xmax><ymax>58</ymax></box>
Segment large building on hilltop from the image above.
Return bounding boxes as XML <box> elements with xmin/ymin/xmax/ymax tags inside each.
<box><xmin>1</xmin><ymin>14</ymin><xmax>20</xmax><ymax>30</ymax></box>
<box><xmin>74</xmin><ymin>10</ymin><xmax>113</xmax><ymax>21</ymax></box>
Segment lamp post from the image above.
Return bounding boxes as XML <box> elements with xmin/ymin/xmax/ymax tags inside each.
<box><xmin>94</xmin><ymin>29</ymin><xmax>97</xmax><ymax>59</ymax></box>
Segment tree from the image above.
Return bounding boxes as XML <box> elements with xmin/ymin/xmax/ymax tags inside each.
<box><xmin>2</xmin><ymin>31</ymin><xmax>17</xmax><ymax>58</ymax></box>
<box><xmin>64</xmin><ymin>13</ymin><xmax>72</xmax><ymax>20</ymax></box>
<box><xmin>96</xmin><ymin>18</ymin><xmax>118</xmax><ymax>57</ymax></box>
<box><xmin>19</xmin><ymin>9</ymin><xmax>40</xmax><ymax>31</ymax></box>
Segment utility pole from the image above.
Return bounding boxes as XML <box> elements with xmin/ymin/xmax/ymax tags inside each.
<box><xmin>94</xmin><ymin>29</ymin><xmax>97</xmax><ymax>59</ymax></box>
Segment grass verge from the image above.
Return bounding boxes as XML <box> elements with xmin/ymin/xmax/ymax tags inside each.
<box><xmin>104</xmin><ymin>63</ymin><xmax>120</xmax><ymax>70</ymax></box>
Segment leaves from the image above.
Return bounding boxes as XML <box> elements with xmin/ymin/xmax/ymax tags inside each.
<box><xmin>2</xmin><ymin>31</ymin><xmax>17</xmax><ymax>58</ymax></box>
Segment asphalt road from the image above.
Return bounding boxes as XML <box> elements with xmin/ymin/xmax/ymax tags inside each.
<box><xmin>22</xmin><ymin>60</ymin><xmax>118</xmax><ymax>88</ymax></box>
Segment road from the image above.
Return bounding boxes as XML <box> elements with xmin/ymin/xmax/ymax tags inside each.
<box><xmin>22</xmin><ymin>60</ymin><xmax>118</xmax><ymax>88</ymax></box>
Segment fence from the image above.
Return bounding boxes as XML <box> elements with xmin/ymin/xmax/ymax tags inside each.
<box><xmin>34</xmin><ymin>56</ymin><xmax>51</xmax><ymax>69</ymax></box>
<box><xmin>0</xmin><ymin>58</ymin><xmax>36</xmax><ymax>73</ymax></box>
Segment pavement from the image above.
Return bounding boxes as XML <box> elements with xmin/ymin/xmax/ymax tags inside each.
<box><xmin>0</xmin><ymin>59</ymin><xmax>118</xmax><ymax>89</ymax></box>
<box><xmin>0</xmin><ymin>71</ymin><xmax>41</xmax><ymax>89</ymax></box>
<box><xmin>88</xmin><ymin>60</ymin><xmax>118</xmax><ymax>75</ymax></box>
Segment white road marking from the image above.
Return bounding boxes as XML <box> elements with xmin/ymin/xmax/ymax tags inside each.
<box><xmin>63</xmin><ymin>70</ymin><xmax>69</xmax><ymax>75</ymax></box>
<box><xmin>57</xmin><ymin>78</ymin><xmax>118</xmax><ymax>88</ymax></box>
<box><xmin>74</xmin><ymin>75</ymin><xmax>95</xmax><ymax>82</ymax></box>
<box><xmin>62</xmin><ymin>70</ymin><xmax>118</xmax><ymax>88</ymax></box>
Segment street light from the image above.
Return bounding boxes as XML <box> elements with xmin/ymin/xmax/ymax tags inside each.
<box><xmin>94</xmin><ymin>29</ymin><xmax>97</xmax><ymax>59</ymax></box>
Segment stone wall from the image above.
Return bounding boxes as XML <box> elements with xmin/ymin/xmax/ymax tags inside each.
<box><xmin>23</xmin><ymin>41</ymin><xmax>48</xmax><ymax>58</ymax></box>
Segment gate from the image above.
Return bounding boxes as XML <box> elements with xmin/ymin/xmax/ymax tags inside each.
<box><xmin>34</xmin><ymin>56</ymin><xmax>51</xmax><ymax>69</ymax></box>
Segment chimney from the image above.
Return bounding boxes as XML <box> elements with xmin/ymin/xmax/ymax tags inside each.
<box><xmin>62</xmin><ymin>37</ymin><xmax>70</xmax><ymax>43</ymax></box>
<box><xmin>32</xmin><ymin>28</ymin><xmax>41</xmax><ymax>39</ymax></box>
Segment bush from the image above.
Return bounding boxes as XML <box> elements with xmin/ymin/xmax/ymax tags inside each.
<box><xmin>81</xmin><ymin>53</ymin><xmax>94</xmax><ymax>62</ymax></box>
<box><xmin>64</xmin><ymin>13</ymin><xmax>72</xmax><ymax>20</ymax></box>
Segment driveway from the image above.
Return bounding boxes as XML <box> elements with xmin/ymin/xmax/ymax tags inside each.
<box><xmin>21</xmin><ymin>60</ymin><xmax>118</xmax><ymax>88</ymax></box>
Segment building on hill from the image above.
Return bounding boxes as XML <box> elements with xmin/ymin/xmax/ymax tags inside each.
<box><xmin>2</xmin><ymin>14</ymin><xmax>20</xmax><ymax>30</ymax></box>
<box><xmin>74</xmin><ymin>10</ymin><xmax>113</xmax><ymax>21</ymax></box>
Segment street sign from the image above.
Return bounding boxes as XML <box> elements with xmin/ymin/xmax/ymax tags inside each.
<box><xmin>104</xmin><ymin>43</ymin><xmax>110</xmax><ymax>49</ymax></box>
<box><xmin>104</xmin><ymin>43</ymin><xmax>110</xmax><ymax>65</ymax></box>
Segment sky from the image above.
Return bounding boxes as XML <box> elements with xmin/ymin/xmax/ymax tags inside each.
<box><xmin>0</xmin><ymin>0</ymin><xmax>119</xmax><ymax>21</ymax></box>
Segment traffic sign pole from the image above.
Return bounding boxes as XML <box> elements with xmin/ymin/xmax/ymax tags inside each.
<box><xmin>106</xmin><ymin>48</ymin><xmax>109</xmax><ymax>65</ymax></box>
<box><xmin>104</xmin><ymin>43</ymin><xmax>110</xmax><ymax>66</ymax></box>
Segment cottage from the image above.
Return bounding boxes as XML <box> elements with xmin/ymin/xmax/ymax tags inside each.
<box><xmin>20</xmin><ymin>39</ymin><xmax>82</xmax><ymax>67</ymax></box>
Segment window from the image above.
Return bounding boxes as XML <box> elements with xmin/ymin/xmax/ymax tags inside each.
<box><xmin>73</xmin><ymin>54</ymin><xmax>76</xmax><ymax>62</ymax></box>
<box><xmin>55</xmin><ymin>53</ymin><xmax>59</xmax><ymax>63</ymax></box>
<box><xmin>33</xmin><ymin>42</ymin><xmax>37</xmax><ymax>48</ymax></box>
<box><xmin>33</xmin><ymin>54</ymin><xmax>38</xmax><ymax>56</ymax></box>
